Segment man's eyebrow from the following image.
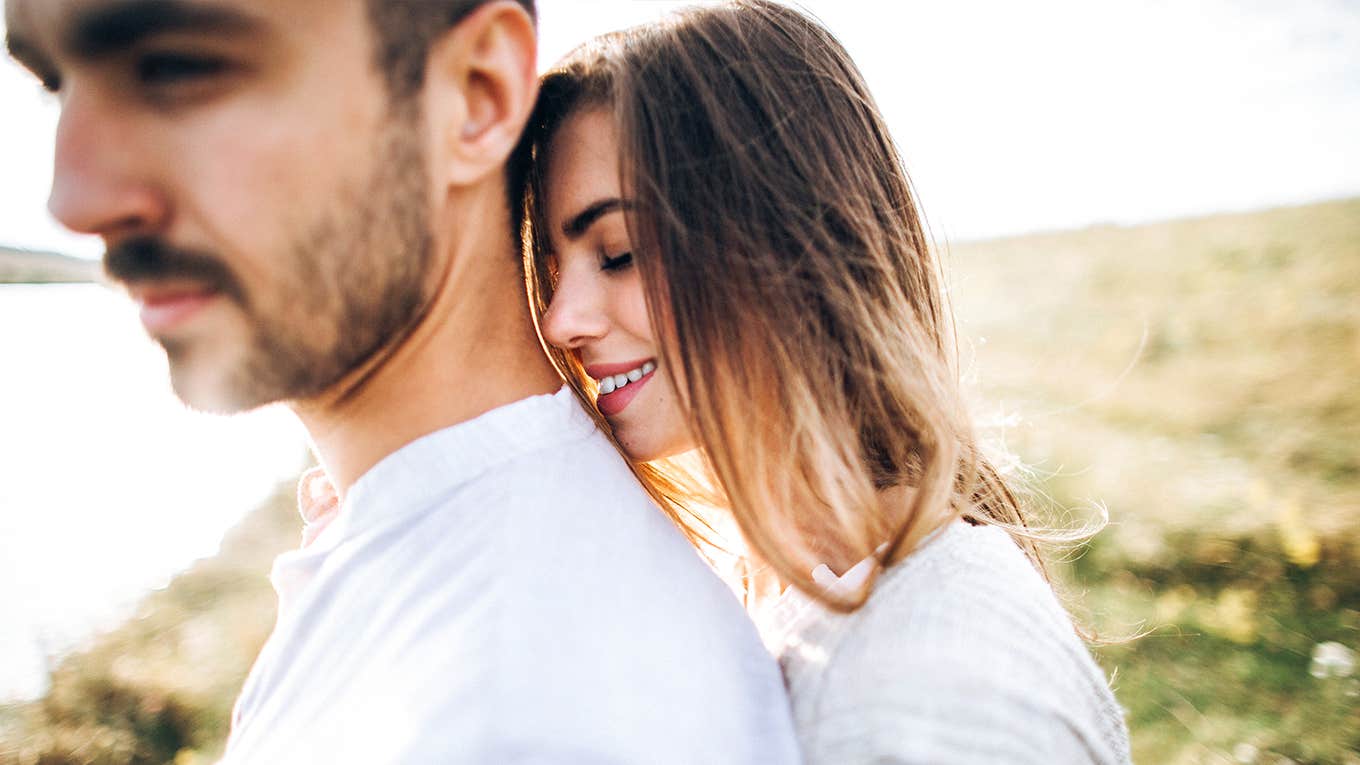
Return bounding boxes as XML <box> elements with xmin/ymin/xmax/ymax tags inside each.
<box><xmin>5</xmin><ymin>34</ymin><xmax>51</xmax><ymax>77</ymax></box>
<box><xmin>562</xmin><ymin>198</ymin><xmax>631</xmax><ymax>240</ymax></box>
<box><xmin>67</xmin><ymin>0</ymin><xmax>263</xmax><ymax>59</ymax></box>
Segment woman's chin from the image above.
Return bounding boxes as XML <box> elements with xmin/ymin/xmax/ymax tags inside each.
<box><xmin>613</xmin><ymin>428</ymin><xmax>664</xmax><ymax>462</ymax></box>
<box><xmin>612</xmin><ymin>422</ymin><xmax>695</xmax><ymax>464</ymax></box>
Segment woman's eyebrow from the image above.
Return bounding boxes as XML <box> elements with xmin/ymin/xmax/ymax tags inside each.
<box><xmin>562</xmin><ymin>198</ymin><xmax>631</xmax><ymax>240</ymax></box>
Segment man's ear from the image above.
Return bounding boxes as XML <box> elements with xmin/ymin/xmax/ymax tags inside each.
<box><xmin>425</xmin><ymin>0</ymin><xmax>538</xmax><ymax>188</ymax></box>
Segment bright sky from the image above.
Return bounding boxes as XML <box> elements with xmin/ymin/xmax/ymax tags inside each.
<box><xmin>2</xmin><ymin>0</ymin><xmax>1358</xmax><ymax>258</ymax></box>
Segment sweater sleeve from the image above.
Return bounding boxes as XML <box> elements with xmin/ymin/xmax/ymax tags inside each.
<box><xmin>799</xmin><ymin>662</ymin><xmax>1113</xmax><ymax>764</ymax></box>
<box><xmin>783</xmin><ymin>525</ymin><xmax>1131</xmax><ymax>765</ymax></box>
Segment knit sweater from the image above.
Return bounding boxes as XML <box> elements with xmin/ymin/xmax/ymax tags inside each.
<box><xmin>763</xmin><ymin>521</ymin><xmax>1132</xmax><ymax>764</ymax></box>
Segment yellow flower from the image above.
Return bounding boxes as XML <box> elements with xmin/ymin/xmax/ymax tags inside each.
<box><xmin>1210</xmin><ymin>588</ymin><xmax>1258</xmax><ymax>644</ymax></box>
<box><xmin>1278</xmin><ymin>498</ymin><xmax>1321</xmax><ymax>568</ymax></box>
<box><xmin>1154</xmin><ymin>584</ymin><xmax>1197</xmax><ymax>623</ymax></box>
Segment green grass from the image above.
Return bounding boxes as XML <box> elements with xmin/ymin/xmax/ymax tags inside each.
<box><xmin>949</xmin><ymin>197</ymin><xmax>1360</xmax><ymax>763</ymax></box>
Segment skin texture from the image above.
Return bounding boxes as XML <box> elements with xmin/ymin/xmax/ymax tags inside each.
<box><xmin>539</xmin><ymin>109</ymin><xmax>693</xmax><ymax>462</ymax></box>
<box><xmin>7</xmin><ymin>0</ymin><xmax>559</xmax><ymax>495</ymax></box>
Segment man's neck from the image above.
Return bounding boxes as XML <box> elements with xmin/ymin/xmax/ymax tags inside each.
<box><xmin>292</xmin><ymin>197</ymin><xmax>560</xmax><ymax>499</ymax></box>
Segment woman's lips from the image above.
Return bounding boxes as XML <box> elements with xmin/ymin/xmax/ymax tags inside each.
<box><xmin>595</xmin><ymin>368</ymin><xmax>655</xmax><ymax>417</ymax></box>
<box><xmin>585</xmin><ymin>359</ymin><xmax>657</xmax><ymax>418</ymax></box>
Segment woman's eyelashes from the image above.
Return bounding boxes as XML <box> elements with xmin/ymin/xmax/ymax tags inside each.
<box><xmin>601</xmin><ymin>251</ymin><xmax>633</xmax><ymax>272</ymax></box>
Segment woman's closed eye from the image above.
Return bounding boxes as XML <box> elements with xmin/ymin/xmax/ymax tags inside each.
<box><xmin>601</xmin><ymin>252</ymin><xmax>633</xmax><ymax>272</ymax></box>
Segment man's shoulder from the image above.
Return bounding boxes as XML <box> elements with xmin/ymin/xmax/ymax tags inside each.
<box><xmin>470</xmin><ymin>424</ymin><xmax>700</xmax><ymax>566</ymax></box>
<box><xmin>486</xmin><ymin>427</ymin><xmax>742</xmax><ymax>618</ymax></box>
<box><xmin>481</xmin><ymin>417</ymin><xmax>652</xmax><ymax>506</ymax></box>
<box><xmin>244</xmin><ymin>419</ymin><xmax>799</xmax><ymax>765</ymax></box>
<box><xmin>366</xmin><ymin>416</ymin><xmax>716</xmax><ymax>614</ymax></box>
<box><xmin>401</xmin><ymin>428</ymin><xmax>799</xmax><ymax>764</ymax></box>
<box><xmin>388</xmin><ymin>418</ymin><xmax>753</xmax><ymax>650</ymax></box>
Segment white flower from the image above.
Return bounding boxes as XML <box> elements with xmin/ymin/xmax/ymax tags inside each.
<box><xmin>1232</xmin><ymin>742</ymin><xmax>1258</xmax><ymax>764</ymax></box>
<box><xmin>1309</xmin><ymin>641</ymin><xmax>1356</xmax><ymax>679</ymax></box>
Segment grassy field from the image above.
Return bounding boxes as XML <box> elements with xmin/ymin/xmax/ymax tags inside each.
<box><xmin>949</xmin><ymin>197</ymin><xmax>1359</xmax><ymax>763</ymax></box>
<box><xmin>1</xmin><ymin>198</ymin><xmax>1356</xmax><ymax>763</ymax></box>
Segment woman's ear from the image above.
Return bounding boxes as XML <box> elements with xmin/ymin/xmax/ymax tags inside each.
<box><xmin>424</xmin><ymin>0</ymin><xmax>538</xmax><ymax>188</ymax></box>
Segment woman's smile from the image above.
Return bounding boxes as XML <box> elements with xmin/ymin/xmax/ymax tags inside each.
<box><xmin>586</xmin><ymin>359</ymin><xmax>658</xmax><ymax>416</ymax></box>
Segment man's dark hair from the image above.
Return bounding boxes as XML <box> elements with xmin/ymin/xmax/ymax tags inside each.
<box><xmin>366</xmin><ymin>0</ymin><xmax>537</xmax><ymax>102</ymax></box>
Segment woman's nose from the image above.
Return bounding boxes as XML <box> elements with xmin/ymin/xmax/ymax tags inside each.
<box><xmin>541</xmin><ymin>267</ymin><xmax>609</xmax><ymax>350</ymax></box>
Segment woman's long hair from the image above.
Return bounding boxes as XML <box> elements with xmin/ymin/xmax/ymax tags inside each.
<box><xmin>522</xmin><ymin>1</ymin><xmax>1067</xmax><ymax>612</ymax></box>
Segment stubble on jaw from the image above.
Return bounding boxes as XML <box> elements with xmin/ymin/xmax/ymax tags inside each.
<box><xmin>185</xmin><ymin>103</ymin><xmax>436</xmax><ymax>413</ymax></box>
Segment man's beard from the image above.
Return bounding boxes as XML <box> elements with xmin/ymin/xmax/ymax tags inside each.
<box><xmin>105</xmin><ymin>110</ymin><xmax>434</xmax><ymax>414</ymax></box>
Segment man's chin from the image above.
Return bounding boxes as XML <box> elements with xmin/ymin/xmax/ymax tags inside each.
<box><xmin>167</xmin><ymin>370</ymin><xmax>257</xmax><ymax>415</ymax></box>
<box><xmin>164</xmin><ymin>345</ymin><xmax>270</xmax><ymax>415</ymax></box>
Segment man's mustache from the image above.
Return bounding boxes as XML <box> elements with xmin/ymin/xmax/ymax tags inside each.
<box><xmin>104</xmin><ymin>238</ymin><xmax>247</xmax><ymax>305</ymax></box>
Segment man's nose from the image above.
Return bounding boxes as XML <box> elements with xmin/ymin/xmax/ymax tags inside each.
<box><xmin>541</xmin><ymin>270</ymin><xmax>609</xmax><ymax>350</ymax></box>
<box><xmin>47</xmin><ymin>91</ymin><xmax>169</xmax><ymax>240</ymax></box>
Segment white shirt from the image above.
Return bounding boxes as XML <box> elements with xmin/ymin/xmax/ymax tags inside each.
<box><xmin>223</xmin><ymin>387</ymin><xmax>800</xmax><ymax>764</ymax></box>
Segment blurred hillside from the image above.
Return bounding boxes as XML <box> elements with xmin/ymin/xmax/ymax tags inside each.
<box><xmin>0</xmin><ymin>246</ymin><xmax>98</xmax><ymax>283</ymax></box>
<box><xmin>0</xmin><ymin>485</ymin><xmax>299</xmax><ymax>765</ymax></box>
<box><xmin>0</xmin><ymin>198</ymin><xmax>1355</xmax><ymax>764</ymax></box>
<box><xmin>950</xmin><ymin>197</ymin><xmax>1359</xmax><ymax>764</ymax></box>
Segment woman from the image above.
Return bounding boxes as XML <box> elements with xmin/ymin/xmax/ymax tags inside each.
<box><xmin>522</xmin><ymin>2</ymin><xmax>1132</xmax><ymax>763</ymax></box>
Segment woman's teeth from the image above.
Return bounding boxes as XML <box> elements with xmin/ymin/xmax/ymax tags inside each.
<box><xmin>598</xmin><ymin>361</ymin><xmax>657</xmax><ymax>395</ymax></box>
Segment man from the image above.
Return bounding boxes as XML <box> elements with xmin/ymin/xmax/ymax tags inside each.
<box><xmin>4</xmin><ymin>1</ymin><xmax>800</xmax><ymax>761</ymax></box>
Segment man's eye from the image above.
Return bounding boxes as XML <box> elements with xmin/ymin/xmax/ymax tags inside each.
<box><xmin>136</xmin><ymin>54</ymin><xmax>227</xmax><ymax>85</ymax></box>
<box><xmin>601</xmin><ymin>252</ymin><xmax>633</xmax><ymax>272</ymax></box>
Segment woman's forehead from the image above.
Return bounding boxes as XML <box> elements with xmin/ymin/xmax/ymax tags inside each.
<box><xmin>544</xmin><ymin>109</ymin><xmax>623</xmax><ymax>228</ymax></box>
